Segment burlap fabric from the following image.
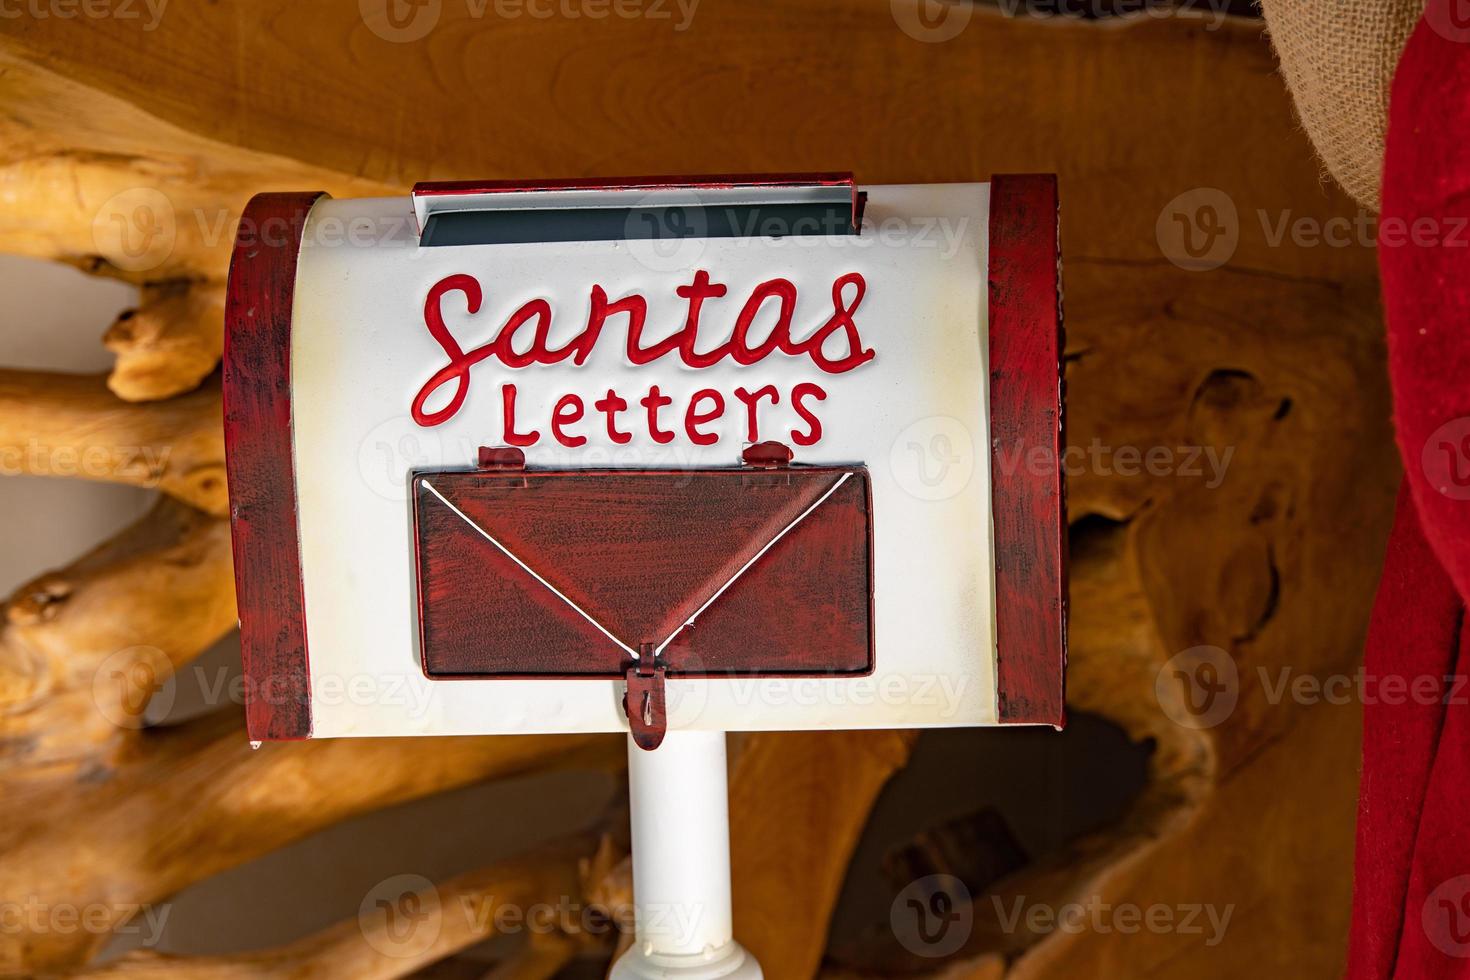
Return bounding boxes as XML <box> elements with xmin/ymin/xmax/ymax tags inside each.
<box><xmin>1259</xmin><ymin>0</ymin><xmax>1426</xmax><ymax>211</ymax></box>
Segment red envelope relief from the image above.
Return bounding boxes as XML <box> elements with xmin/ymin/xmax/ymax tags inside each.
<box><xmin>412</xmin><ymin>464</ymin><xmax>874</xmax><ymax>679</ymax></box>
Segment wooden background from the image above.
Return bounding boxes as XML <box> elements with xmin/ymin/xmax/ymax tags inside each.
<box><xmin>0</xmin><ymin>1</ymin><xmax>1394</xmax><ymax>977</ymax></box>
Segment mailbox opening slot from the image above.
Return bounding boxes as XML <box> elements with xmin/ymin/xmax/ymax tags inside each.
<box><xmin>412</xmin><ymin>173</ymin><xmax>862</xmax><ymax>247</ymax></box>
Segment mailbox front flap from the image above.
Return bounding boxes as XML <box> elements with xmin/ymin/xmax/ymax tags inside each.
<box><xmin>412</xmin><ymin>464</ymin><xmax>873</xmax><ymax>679</ymax></box>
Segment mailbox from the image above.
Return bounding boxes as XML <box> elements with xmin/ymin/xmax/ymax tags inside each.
<box><xmin>222</xmin><ymin>173</ymin><xmax>1066</xmax><ymax>748</ymax></box>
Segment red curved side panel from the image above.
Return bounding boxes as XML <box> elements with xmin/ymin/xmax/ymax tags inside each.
<box><xmin>223</xmin><ymin>191</ymin><xmax>326</xmax><ymax>741</ymax></box>
<box><xmin>988</xmin><ymin>174</ymin><xmax>1067</xmax><ymax>727</ymax></box>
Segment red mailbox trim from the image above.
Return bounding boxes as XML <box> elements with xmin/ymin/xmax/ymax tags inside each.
<box><xmin>223</xmin><ymin>191</ymin><xmax>325</xmax><ymax>741</ymax></box>
<box><xmin>988</xmin><ymin>174</ymin><xmax>1067</xmax><ymax>727</ymax></box>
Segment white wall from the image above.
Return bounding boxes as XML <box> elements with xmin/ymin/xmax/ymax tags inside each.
<box><xmin>0</xmin><ymin>256</ymin><xmax>152</xmax><ymax>594</ymax></box>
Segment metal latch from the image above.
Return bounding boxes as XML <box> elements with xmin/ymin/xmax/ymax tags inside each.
<box><xmin>624</xmin><ymin>643</ymin><xmax>668</xmax><ymax>751</ymax></box>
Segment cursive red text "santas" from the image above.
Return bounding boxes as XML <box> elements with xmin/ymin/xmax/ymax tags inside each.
<box><xmin>411</xmin><ymin>270</ymin><xmax>874</xmax><ymax>447</ymax></box>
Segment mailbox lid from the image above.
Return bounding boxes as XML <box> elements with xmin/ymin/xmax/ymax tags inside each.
<box><xmin>412</xmin><ymin>464</ymin><xmax>873</xmax><ymax>678</ymax></box>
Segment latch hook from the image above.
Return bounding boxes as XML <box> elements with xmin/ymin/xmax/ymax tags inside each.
<box><xmin>624</xmin><ymin>643</ymin><xmax>668</xmax><ymax>751</ymax></box>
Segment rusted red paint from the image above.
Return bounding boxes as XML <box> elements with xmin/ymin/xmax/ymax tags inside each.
<box><xmin>988</xmin><ymin>174</ymin><xmax>1067</xmax><ymax>727</ymax></box>
<box><xmin>411</xmin><ymin>464</ymin><xmax>874</xmax><ymax>681</ymax></box>
<box><xmin>223</xmin><ymin>191</ymin><xmax>325</xmax><ymax>741</ymax></box>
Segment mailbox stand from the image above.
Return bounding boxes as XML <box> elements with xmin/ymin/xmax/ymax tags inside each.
<box><xmin>612</xmin><ymin>731</ymin><xmax>762</xmax><ymax>980</ymax></box>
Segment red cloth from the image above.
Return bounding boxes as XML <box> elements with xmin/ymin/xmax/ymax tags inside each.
<box><xmin>1354</xmin><ymin>1</ymin><xmax>1470</xmax><ymax>974</ymax></box>
<box><xmin>1349</xmin><ymin>489</ymin><xmax>1463</xmax><ymax>976</ymax></box>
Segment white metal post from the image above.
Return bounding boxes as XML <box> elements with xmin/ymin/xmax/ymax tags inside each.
<box><xmin>610</xmin><ymin>730</ymin><xmax>763</xmax><ymax>980</ymax></box>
